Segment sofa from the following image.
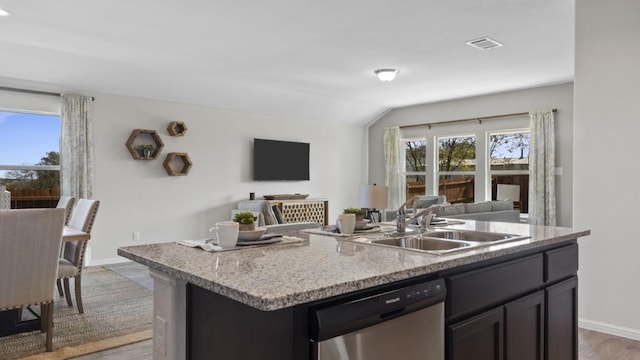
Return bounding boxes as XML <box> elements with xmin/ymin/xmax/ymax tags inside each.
<box><xmin>432</xmin><ymin>200</ymin><xmax>520</xmax><ymax>223</ymax></box>
<box><xmin>236</xmin><ymin>200</ymin><xmax>321</xmax><ymax>233</ymax></box>
<box><xmin>385</xmin><ymin>197</ymin><xmax>520</xmax><ymax>223</ymax></box>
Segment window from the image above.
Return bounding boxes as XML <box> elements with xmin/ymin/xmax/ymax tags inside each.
<box><xmin>437</xmin><ymin>135</ymin><xmax>476</xmax><ymax>204</ymax></box>
<box><xmin>402</xmin><ymin>138</ymin><xmax>426</xmax><ymax>202</ymax></box>
<box><xmin>489</xmin><ymin>130</ymin><xmax>530</xmax><ymax>212</ymax></box>
<box><xmin>0</xmin><ymin>110</ymin><xmax>61</xmax><ymax>208</ymax></box>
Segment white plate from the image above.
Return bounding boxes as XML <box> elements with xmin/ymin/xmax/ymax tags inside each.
<box><xmin>354</xmin><ymin>219</ymin><xmax>370</xmax><ymax>230</ymax></box>
<box><xmin>354</xmin><ymin>225</ymin><xmax>380</xmax><ymax>233</ymax></box>
<box><xmin>238</xmin><ymin>227</ymin><xmax>267</xmax><ymax>241</ymax></box>
<box><xmin>236</xmin><ymin>237</ymin><xmax>283</xmax><ymax>246</ymax></box>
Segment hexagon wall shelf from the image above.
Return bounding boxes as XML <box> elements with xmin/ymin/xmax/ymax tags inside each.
<box><xmin>167</xmin><ymin>121</ymin><xmax>187</xmax><ymax>136</ymax></box>
<box><xmin>163</xmin><ymin>152</ymin><xmax>193</xmax><ymax>176</ymax></box>
<box><xmin>125</xmin><ymin>129</ymin><xmax>164</xmax><ymax>160</ymax></box>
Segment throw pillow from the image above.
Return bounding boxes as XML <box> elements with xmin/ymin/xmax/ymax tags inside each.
<box><xmin>265</xmin><ymin>204</ymin><xmax>278</xmax><ymax>225</ymax></box>
<box><xmin>464</xmin><ymin>201</ymin><xmax>492</xmax><ymax>214</ymax></box>
<box><xmin>491</xmin><ymin>200</ymin><xmax>514</xmax><ymax>211</ymax></box>
<box><xmin>272</xmin><ymin>205</ymin><xmax>286</xmax><ymax>224</ymax></box>
<box><xmin>237</xmin><ymin>200</ymin><xmax>277</xmax><ymax>225</ymax></box>
<box><xmin>435</xmin><ymin>203</ymin><xmax>465</xmax><ymax>216</ymax></box>
<box><xmin>413</xmin><ymin>197</ymin><xmax>439</xmax><ymax>210</ymax></box>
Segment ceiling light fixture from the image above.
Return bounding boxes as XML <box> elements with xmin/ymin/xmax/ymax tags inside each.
<box><xmin>374</xmin><ymin>69</ymin><xmax>399</xmax><ymax>82</ymax></box>
<box><xmin>0</xmin><ymin>8</ymin><xmax>11</xmax><ymax>16</ymax></box>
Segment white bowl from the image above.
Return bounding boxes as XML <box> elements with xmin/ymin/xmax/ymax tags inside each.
<box><xmin>355</xmin><ymin>219</ymin><xmax>370</xmax><ymax>230</ymax></box>
<box><xmin>238</xmin><ymin>227</ymin><xmax>267</xmax><ymax>241</ymax></box>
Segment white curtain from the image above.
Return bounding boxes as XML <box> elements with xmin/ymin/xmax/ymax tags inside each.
<box><xmin>528</xmin><ymin>110</ymin><xmax>556</xmax><ymax>225</ymax></box>
<box><xmin>383</xmin><ymin>127</ymin><xmax>403</xmax><ymax>210</ymax></box>
<box><xmin>61</xmin><ymin>94</ymin><xmax>94</xmax><ymax>199</ymax></box>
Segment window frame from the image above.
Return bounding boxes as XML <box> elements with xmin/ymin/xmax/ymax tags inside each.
<box><xmin>0</xmin><ymin>108</ymin><xmax>62</xmax><ymax>176</ymax></box>
<box><xmin>435</xmin><ymin>134</ymin><xmax>477</xmax><ymax>203</ymax></box>
<box><xmin>487</xmin><ymin>128</ymin><xmax>531</xmax><ymax>212</ymax></box>
<box><xmin>400</xmin><ymin>137</ymin><xmax>427</xmax><ymax>204</ymax></box>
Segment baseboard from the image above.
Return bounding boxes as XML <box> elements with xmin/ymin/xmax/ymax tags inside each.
<box><xmin>89</xmin><ymin>257</ymin><xmax>132</xmax><ymax>266</ymax></box>
<box><xmin>579</xmin><ymin>318</ymin><xmax>640</xmax><ymax>341</ymax></box>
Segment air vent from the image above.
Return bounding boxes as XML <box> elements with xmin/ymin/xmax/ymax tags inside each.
<box><xmin>466</xmin><ymin>37</ymin><xmax>503</xmax><ymax>50</ymax></box>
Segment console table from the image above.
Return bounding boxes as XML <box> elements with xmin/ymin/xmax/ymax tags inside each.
<box><xmin>268</xmin><ymin>198</ymin><xmax>328</xmax><ymax>225</ymax></box>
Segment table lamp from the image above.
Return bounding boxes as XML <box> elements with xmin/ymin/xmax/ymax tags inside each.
<box><xmin>360</xmin><ymin>184</ymin><xmax>388</xmax><ymax>223</ymax></box>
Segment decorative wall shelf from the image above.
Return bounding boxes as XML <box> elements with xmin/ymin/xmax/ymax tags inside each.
<box><xmin>163</xmin><ymin>152</ymin><xmax>193</xmax><ymax>176</ymax></box>
<box><xmin>125</xmin><ymin>129</ymin><xmax>164</xmax><ymax>160</ymax></box>
<box><xmin>167</xmin><ymin>121</ymin><xmax>187</xmax><ymax>136</ymax></box>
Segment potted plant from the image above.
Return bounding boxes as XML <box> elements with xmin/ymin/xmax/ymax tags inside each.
<box><xmin>137</xmin><ymin>144</ymin><xmax>155</xmax><ymax>158</ymax></box>
<box><xmin>343</xmin><ymin>207</ymin><xmax>365</xmax><ymax>221</ymax></box>
<box><xmin>233</xmin><ymin>211</ymin><xmax>258</xmax><ymax>231</ymax></box>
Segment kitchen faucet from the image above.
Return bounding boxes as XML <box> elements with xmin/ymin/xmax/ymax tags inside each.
<box><xmin>395</xmin><ymin>200</ymin><xmax>409</xmax><ymax>234</ymax></box>
<box><xmin>396</xmin><ymin>203</ymin><xmax>445</xmax><ymax>234</ymax></box>
<box><xmin>407</xmin><ymin>205</ymin><xmax>445</xmax><ymax>231</ymax></box>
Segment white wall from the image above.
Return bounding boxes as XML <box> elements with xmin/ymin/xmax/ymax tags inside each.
<box><xmin>574</xmin><ymin>0</ymin><xmax>640</xmax><ymax>339</ymax></box>
<box><xmin>90</xmin><ymin>93</ymin><xmax>367</xmax><ymax>263</ymax></box>
<box><xmin>368</xmin><ymin>83</ymin><xmax>574</xmax><ymax>227</ymax></box>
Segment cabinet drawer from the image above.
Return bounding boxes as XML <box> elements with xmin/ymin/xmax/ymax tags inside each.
<box><xmin>447</xmin><ymin>254</ymin><xmax>543</xmax><ymax>320</ymax></box>
<box><xmin>545</xmin><ymin>244</ymin><xmax>578</xmax><ymax>283</ymax></box>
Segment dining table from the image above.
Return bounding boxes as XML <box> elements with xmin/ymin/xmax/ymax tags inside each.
<box><xmin>0</xmin><ymin>226</ymin><xmax>91</xmax><ymax>337</ymax></box>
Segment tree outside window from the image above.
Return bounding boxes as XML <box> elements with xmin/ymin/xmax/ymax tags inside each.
<box><xmin>438</xmin><ymin>136</ymin><xmax>476</xmax><ymax>203</ymax></box>
<box><xmin>489</xmin><ymin>130</ymin><xmax>530</xmax><ymax>212</ymax></box>
<box><xmin>403</xmin><ymin>139</ymin><xmax>426</xmax><ymax>203</ymax></box>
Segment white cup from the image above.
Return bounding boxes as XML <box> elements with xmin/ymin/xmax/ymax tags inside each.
<box><xmin>337</xmin><ymin>213</ymin><xmax>356</xmax><ymax>235</ymax></box>
<box><xmin>209</xmin><ymin>221</ymin><xmax>239</xmax><ymax>249</ymax></box>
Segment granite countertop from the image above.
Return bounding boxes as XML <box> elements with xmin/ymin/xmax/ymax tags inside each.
<box><xmin>117</xmin><ymin>221</ymin><xmax>590</xmax><ymax>311</ymax></box>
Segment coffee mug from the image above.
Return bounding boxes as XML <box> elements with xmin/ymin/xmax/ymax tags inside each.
<box><xmin>209</xmin><ymin>221</ymin><xmax>239</xmax><ymax>249</ymax></box>
<box><xmin>337</xmin><ymin>213</ymin><xmax>356</xmax><ymax>235</ymax></box>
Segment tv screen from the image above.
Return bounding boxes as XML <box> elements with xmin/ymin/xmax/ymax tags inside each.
<box><xmin>253</xmin><ymin>138</ymin><xmax>310</xmax><ymax>181</ymax></box>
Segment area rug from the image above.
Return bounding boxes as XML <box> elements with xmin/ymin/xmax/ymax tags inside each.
<box><xmin>0</xmin><ymin>267</ymin><xmax>153</xmax><ymax>359</ymax></box>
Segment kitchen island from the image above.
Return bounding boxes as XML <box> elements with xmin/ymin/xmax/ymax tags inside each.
<box><xmin>118</xmin><ymin>220</ymin><xmax>590</xmax><ymax>360</ymax></box>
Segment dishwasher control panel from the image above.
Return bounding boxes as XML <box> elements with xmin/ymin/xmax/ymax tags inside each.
<box><xmin>393</xmin><ymin>279</ymin><xmax>445</xmax><ymax>303</ymax></box>
<box><xmin>311</xmin><ymin>278</ymin><xmax>446</xmax><ymax>342</ymax></box>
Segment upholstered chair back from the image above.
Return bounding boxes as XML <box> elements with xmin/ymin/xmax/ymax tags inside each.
<box><xmin>56</xmin><ymin>196</ymin><xmax>76</xmax><ymax>225</ymax></box>
<box><xmin>62</xmin><ymin>199</ymin><xmax>99</xmax><ymax>268</ymax></box>
<box><xmin>0</xmin><ymin>208</ymin><xmax>65</xmax><ymax>310</ymax></box>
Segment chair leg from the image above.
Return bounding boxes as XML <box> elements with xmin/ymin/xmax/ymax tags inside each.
<box><xmin>74</xmin><ymin>276</ymin><xmax>84</xmax><ymax>314</ymax></box>
<box><xmin>56</xmin><ymin>279</ymin><xmax>64</xmax><ymax>297</ymax></box>
<box><xmin>44</xmin><ymin>302</ymin><xmax>53</xmax><ymax>352</ymax></box>
<box><xmin>40</xmin><ymin>304</ymin><xmax>47</xmax><ymax>332</ymax></box>
<box><xmin>63</xmin><ymin>278</ymin><xmax>73</xmax><ymax>307</ymax></box>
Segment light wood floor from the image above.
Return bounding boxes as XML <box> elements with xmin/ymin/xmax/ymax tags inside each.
<box><xmin>72</xmin><ymin>263</ymin><xmax>640</xmax><ymax>360</ymax></box>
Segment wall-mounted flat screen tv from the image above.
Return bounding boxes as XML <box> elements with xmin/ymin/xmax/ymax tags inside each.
<box><xmin>253</xmin><ymin>138</ymin><xmax>310</xmax><ymax>181</ymax></box>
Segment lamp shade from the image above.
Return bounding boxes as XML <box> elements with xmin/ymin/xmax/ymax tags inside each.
<box><xmin>360</xmin><ymin>185</ymin><xmax>389</xmax><ymax>209</ymax></box>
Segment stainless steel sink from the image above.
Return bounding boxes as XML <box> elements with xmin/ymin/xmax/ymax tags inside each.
<box><xmin>424</xmin><ymin>229</ymin><xmax>523</xmax><ymax>243</ymax></box>
<box><xmin>349</xmin><ymin>229</ymin><xmax>529</xmax><ymax>255</ymax></box>
<box><xmin>370</xmin><ymin>237</ymin><xmax>472</xmax><ymax>254</ymax></box>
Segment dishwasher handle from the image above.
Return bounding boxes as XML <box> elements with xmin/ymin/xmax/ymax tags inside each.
<box><xmin>311</xmin><ymin>278</ymin><xmax>446</xmax><ymax>342</ymax></box>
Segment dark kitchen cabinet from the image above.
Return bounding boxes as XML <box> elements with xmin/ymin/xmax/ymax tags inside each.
<box><xmin>505</xmin><ymin>291</ymin><xmax>545</xmax><ymax>360</ymax></box>
<box><xmin>446</xmin><ymin>242</ymin><xmax>578</xmax><ymax>360</ymax></box>
<box><xmin>448</xmin><ymin>290</ymin><xmax>544</xmax><ymax>360</ymax></box>
<box><xmin>546</xmin><ymin>276</ymin><xmax>578</xmax><ymax>360</ymax></box>
<box><xmin>449</xmin><ymin>306</ymin><xmax>504</xmax><ymax>360</ymax></box>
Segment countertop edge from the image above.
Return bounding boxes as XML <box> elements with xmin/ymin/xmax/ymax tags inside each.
<box><xmin>118</xmin><ymin>228</ymin><xmax>588</xmax><ymax>311</ymax></box>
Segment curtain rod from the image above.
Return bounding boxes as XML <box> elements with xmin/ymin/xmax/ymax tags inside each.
<box><xmin>400</xmin><ymin>108</ymin><xmax>557</xmax><ymax>129</ymax></box>
<box><xmin>0</xmin><ymin>86</ymin><xmax>95</xmax><ymax>101</ymax></box>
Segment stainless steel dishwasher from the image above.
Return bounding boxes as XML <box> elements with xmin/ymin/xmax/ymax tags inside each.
<box><xmin>310</xmin><ymin>278</ymin><xmax>446</xmax><ymax>360</ymax></box>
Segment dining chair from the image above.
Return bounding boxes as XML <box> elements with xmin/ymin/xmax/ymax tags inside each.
<box><xmin>56</xmin><ymin>196</ymin><xmax>76</xmax><ymax>226</ymax></box>
<box><xmin>0</xmin><ymin>208</ymin><xmax>65</xmax><ymax>351</ymax></box>
<box><xmin>57</xmin><ymin>199</ymin><xmax>99</xmax><ymax>314</ymax></box>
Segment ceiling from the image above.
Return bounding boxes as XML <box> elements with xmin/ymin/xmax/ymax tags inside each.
<box><xmin>0</xmin><ymin>0</ymin><xmax>574</xmax><ymax>125</ymax></box>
